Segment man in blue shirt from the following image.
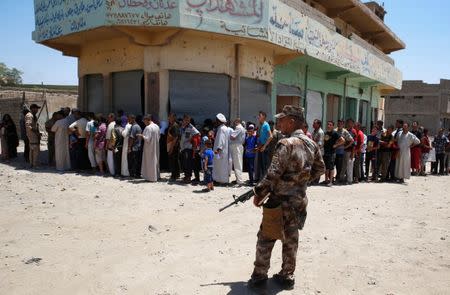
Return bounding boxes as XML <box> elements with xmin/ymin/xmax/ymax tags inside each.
<box><xmin>255</xmin><ymin>111</ymin><xmax>273</xmax><ymax>181</ymax></box>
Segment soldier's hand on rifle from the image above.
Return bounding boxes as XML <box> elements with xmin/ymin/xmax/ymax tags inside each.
<box><xmin>253</xmin><ymin>194</ymin><xmax>264</xmax><ymax>207</ymax></box>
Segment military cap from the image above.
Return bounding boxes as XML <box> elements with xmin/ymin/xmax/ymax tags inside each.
<box><xmin>275</xmin><ymin>105</ymin><xmax>304</xmax><ymax>120</ymax></box>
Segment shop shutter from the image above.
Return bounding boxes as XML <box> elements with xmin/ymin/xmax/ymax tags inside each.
<box><xmin>345</xmin><ymin>97</ymin><xmax>358</xmax><ymax>121</ymax></box>
<box><xmin>276</xmin><ymin>83</ymin><xmax>302</xmax><ymax>97</ymax></box>
<box><xmin>169</xmin><ymin>71</ymin><xmax>230</xmax><ymax>125</ymax></box>
<box><xmin>326</xmin><ymin>94</ymin><xmax>340</xmax><ymax>123</ymax></box>
<box><xmin>112</xmin><ymin>70</ymin><xmax>144</xmax><ymax>115</ymax></box>
<box><xmin>306</xmin><ymin>90</ymin><xmax>323</xmax><ymax>125</ymax></box>
<box><xmin>240</xmin><ymin>78</ymin><xmax>271</xmax><ymax>123</ymax></box>
<box><xmin>86</xmin><ymin>74</ymin><xmax>104</xmax><ymax>113</ymax></box>
<box><xmin>359</xmin><ymin>100</ymin><xmax>369</xmax><ymax>126</ymax></box>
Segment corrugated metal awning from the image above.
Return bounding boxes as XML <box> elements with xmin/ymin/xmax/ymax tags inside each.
<box><xmin>277</xmin><ymin>83</ymin><xmax>302</xmax><ymax>97</ymax></box>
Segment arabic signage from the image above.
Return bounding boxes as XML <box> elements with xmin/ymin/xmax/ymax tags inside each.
<box><xmin>178</xmin><ymin>0</ymin><xmax>401</xmax><ymax>88</ymax></box>
<box><xmin>267</xmin><ymin>2</ymin><xmax>307</xmax><ymax>51</ymax></box>
<box><xmin>180</xmin><ymin>0</ymin><xmax>268</xmax><ymax>38</ymax></box>
<box><xmin>105</xmin><ymin>0</ymin><xmax>179</xmax><ymax>26</ymax></box>
<box><xmin>34</xmin><ymin>0</ymin><xmax>105</xmax><ymax>41</ymax></box>
<box><xmin>33</xmin><ymin>0</ymin><xmax>401</xmax><ymax>88</ymax></box>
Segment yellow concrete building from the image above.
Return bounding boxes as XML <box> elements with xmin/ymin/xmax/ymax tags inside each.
<box><xmin>33</xmin><ymin>0</ymin><xmax>404</xmax><ymax>125</ymax></box>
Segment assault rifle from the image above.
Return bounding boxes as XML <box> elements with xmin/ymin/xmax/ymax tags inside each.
<box><xmin>219</xmin><ymin>189</ymin><xmax>269</xmax><ymax>212</ymax></box>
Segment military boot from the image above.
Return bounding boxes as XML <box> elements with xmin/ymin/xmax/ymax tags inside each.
<box><xmin>247</xmin><ymin>276</ymin><xmax>267</xmax><ymax>289</ymax></box>
<box><xmin>272</xmin><ymin>273</ymin><xmax>295</xmax><ymax>290</ymax></box>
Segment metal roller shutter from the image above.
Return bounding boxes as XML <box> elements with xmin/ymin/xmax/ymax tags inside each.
<box><xmin>326</xmin><ymin>94</ymin><xmax>340</xmax><ymax>123</ymax></box>
<box><xmin>112</xmin><ymin>70</ymin><xmax>144</xmax><ymax>115</ymax></box>
<box><xmin>169</xmin><ymin>71</ymin><xmax>230</xmax><ymax>125</ymax></box>
<box><xmin>345</xmin><ymin>97</ymin><xmax>358</xmax><ymax>121</ymax></box>
<box><xmin>277</xmin><ymin>83</ymin><xmax>302</xmax><ymax>97</ymax></box>
<box><xmin>359</xmin><ymin>100</ymin><xmax>369</xmax><ymax>126</ymax></box>
<box><xmin>240</xmin><ymin>78</ymin><xmax>271</xmax><ymax>123</ymax></box>
<box><xmin>306</xmin><ymin>90</ymin><xmax>323</xmax><ymax>125</ymax></box>
<box><xmin>86</xmin><ymin>74</ymin><xmax>104</xmax><ymax>113</ymax></box>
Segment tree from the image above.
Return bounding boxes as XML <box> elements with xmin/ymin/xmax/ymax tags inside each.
<box><xmin>0</xmin><ymin>62</ymin><xmax>23</xmax><ymax>86</ymax></box>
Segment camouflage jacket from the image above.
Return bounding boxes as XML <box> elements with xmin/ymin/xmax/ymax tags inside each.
<box><xmin>255</xmin><ymin>129</ymin><xmax>325</xmax><ymax>200</ymax></box>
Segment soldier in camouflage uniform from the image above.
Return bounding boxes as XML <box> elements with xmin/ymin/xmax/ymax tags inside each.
<box><xmin>249</xmin><ymin>105</ymin><xmax>325</xmax><ymax>289</ymax></box>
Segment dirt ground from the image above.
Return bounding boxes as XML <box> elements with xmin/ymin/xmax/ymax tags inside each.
<box><xmin>0</xmin><ymin>146</ymin><xmax>449</xmax><ymax>295</ymax></box>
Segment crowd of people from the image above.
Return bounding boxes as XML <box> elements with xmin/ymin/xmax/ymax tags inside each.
<box><xmin>310</xmin><ymin>118</ymin><xmax>450</xmax><ymax>186</ymax></box>
<box><xmin>1</xmin><ymin>104</ymin><xmax>450</xmax><ymax>190</ymax></box>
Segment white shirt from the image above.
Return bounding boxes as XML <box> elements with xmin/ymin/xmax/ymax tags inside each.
<box><xmin>69</xmin><ymin>117</ymin><xmax>88</xmax><ymax>138</ymax></box>
<box><xmin>106</xmin><ymin>121</ymin><xmax>116</xmax><ymax>140</ymax></box>
<box><xmin>230</xmin><ymin>124</ymin><xmax>246</xmax><ymax>145</ymax></box>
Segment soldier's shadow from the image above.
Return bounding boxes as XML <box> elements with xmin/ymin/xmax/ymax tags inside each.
<box><xmin>200</xmin><ymin>280</ymin><xmax>286</xmax><ymax>295</ymax></box>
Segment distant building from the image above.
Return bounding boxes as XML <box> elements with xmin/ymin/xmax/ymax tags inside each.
<box><xmin>32</xmin><ymin>0</ymin><xmax>404</xmax><ymax>126</ymax></box>
<box><xmin>385</xmin><ymin>79</ymin><xmax>450</xmax><ymax>133</ymax></box>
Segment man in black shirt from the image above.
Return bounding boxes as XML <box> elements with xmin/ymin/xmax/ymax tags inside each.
<box><xmin>323</xmin><ymin>121</ymin><xmax>344</xmax><ymax>186</ymax></box>
<box><xmin>379</xmin><ymin>126</ymin><xmax>394</xmax><ymax>181</ymax></box>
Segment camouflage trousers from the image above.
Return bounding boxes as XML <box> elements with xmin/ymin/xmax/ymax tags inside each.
<box><xmin>251</xmin><ymin>197</ymin><xmax>307</xmax><ymax>281</ymax></box>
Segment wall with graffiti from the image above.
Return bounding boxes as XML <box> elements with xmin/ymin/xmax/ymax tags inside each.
<box><xmin>33</xmin><ymin>0</ymin><xmax>402</xmax><ymax>88</ymax></box>
<box><xmin>33</xmin><ymin>0</ymin><xmax>105</xmax><ymax>41</ymax></box>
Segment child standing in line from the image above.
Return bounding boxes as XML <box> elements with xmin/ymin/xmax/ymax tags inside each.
<box><xmin>244</xmin><ymin>124</ymin><xmax>257</xmax><ymax>186</ymax></box>
<box><xmin>203</xmin><ymin>139</ymin><xmax>214</xmax><ymax>191</ymax></box>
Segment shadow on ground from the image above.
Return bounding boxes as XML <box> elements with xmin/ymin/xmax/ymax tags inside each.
<box><xmin>201</xmin><ymin>280</ymin><xmax>286</xmax><ymax>295</ymax></box>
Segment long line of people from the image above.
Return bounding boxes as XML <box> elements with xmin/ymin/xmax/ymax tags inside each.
<box><xmin>309</xmin><ymin>118</ymin><xmax>450</xmax><ymax>186</ymax></box>
<box><xmin>2</xmin><ymin>105</ymin><xmax>450</xmax><ymax>191</ymax></box>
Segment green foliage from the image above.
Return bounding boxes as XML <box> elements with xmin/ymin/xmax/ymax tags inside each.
<box><xmin>0</xmin><ymin>62</ymin><xmax>23</xmax><ymax>86</ymax></box>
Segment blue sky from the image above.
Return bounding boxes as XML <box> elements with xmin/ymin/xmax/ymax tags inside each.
<box><xmin>1</xmin><ymin>0</ymin><xmax>449</xmax><ymax>85</ymax></box>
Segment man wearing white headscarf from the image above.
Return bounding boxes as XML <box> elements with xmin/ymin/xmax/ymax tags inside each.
<box><xmin>213</xmin><ymin>113</ymin><xmax>230</xmax><ymax>184</ymax></box>
<box><xmin>230</xmin><ymin>118</ymin><xmax>246</xmax><ymax>185</ymax></box>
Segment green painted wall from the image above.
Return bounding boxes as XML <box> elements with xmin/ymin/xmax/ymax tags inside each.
<box><xmin>273</xmin><ymin>56</ymin><xmax>381</xmax><ymax>129</ymax></box>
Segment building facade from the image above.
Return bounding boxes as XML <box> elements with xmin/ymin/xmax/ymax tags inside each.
<box><xmin>385</xmin><ymin>79</ymin><xmax>450</xmax><ymax>134</ymax></box>
<box><xmin>33</xmin><ymin>0</ymin><xmax>404</xmax><ymax>126</ymax></box>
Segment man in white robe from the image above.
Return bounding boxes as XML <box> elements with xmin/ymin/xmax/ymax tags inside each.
<box><xmin>213</xmin><ymin>113</ymin><xmax>230</xmax><ymax>184</ymax></box>
<box><xmin>105</xmin><ymin>113</ymin><xmax>116</xmax><ymax>176</ymax></box>
<box><xmin>85</xmin><ymin>113</ymin><xmax>97</xmax><ymax>171</ymax></box>
<box><xmin>138</xmin><ymin>115</ymin><xmax>160</xmax><ymax>182</ymax></box>
<box><xmin>121</xmin><ymin>118</ymin><xmax>132</xmax><ymax>177</ymax></box>
<box><xmin>51</xmin><ymin>112</ymin><xmax>71</xmax><ymax>171</ymax></box>
<box><xmin>395</xmin><ymin>123</ymin><xmax>420</xmax><ymax>182</ymax></box>
<box><xmin>230</xmin><ymin>118</ymin><xmax>246</xmax><ymax>185</ymax></box>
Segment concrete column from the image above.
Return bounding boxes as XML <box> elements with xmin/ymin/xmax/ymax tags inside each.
<box><xmin>103</xmin><ymin>73</ymin><xmax>112</xmax><ymax>113</ymax></box>
<box><xmin>368</xmin><ymin>86</ymin><xmax>374</xmax><ymax>128</ymax></box>
<box><xmin>159</xmin><ymin>70</ymin><xmax>169</xmax><ymax>121</ymax></box>
<box><xmin>322</xmin><ymin>92</ymin><xmax>328</xmax><ymax>123</ymax></box>
<box><xmin>303</xmin><ymin>65</ymin><xmax>309</xmax><ymax>114</ymax></box>
<box><xmin>230</xmin><ymin>44</ymin><xmax>241</xmax><ymax>120</ymax></box>
<box><xmin>340</xmin><ymin>78</ymin><xmax>347</xmax><ymax>119</ymax></box>
<box><xmin>145</xmin><ymin>72</ymin><xmax>160</xmax><ymax>118</ymax></box>
<box><xmin>355</xmin><ymin>98</ymin><xmax>360</xmax><ymax>123</ymax></box>
<box><xmin>78</xmin><ymin>76</ymin><xmax>86</xmax><ymax>110</ymax></box>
